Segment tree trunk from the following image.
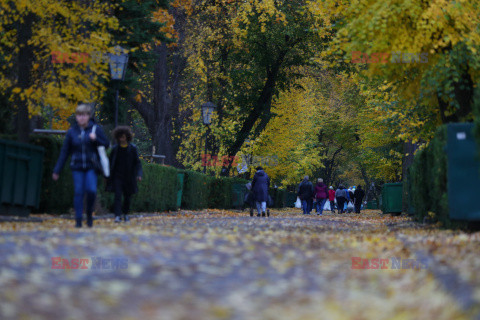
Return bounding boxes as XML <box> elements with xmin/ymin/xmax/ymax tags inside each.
<box><xmin>222</xmin><ymin>52</ymin><xmax>287</xmax><ymax>175</ymax></box>
<box><xmin>130</xmin><ymin>10</ymin><xmax>187</xmax><ymax>167</ymax></box>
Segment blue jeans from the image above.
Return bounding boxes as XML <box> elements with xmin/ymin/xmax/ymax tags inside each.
<box><xmin>72</xmin><ymin>169</ymin><xmax>97</xmax><ymax>227</ymax></box>
<box><xmin>301</xmin><ymin>199</ymin><xmax>313</xmax><ymax>214</ymax></box>
<box><xmin>315</xmin><ymin>198</ymin><xmax>327</xmax><ymax>215</ymax></box>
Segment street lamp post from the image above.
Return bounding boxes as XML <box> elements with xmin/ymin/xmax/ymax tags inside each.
<box><xmin>108</xmin><ymin>46</ymin><xmax>129</xmax><ymax>128</ymax></box>
<box><xmin>201</xmin><ymin>102</ymin><xmax>216</xmax><ymax>174</ymax></box>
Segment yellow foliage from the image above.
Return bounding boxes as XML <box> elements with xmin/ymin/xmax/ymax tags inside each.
<box><xmin>0</xmin><ymin>0</ymin><xmax>119</xmax><ymax>129</ymax></box>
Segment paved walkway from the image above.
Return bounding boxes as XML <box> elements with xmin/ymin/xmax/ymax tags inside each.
<box><xmin>0</xmin><ymin>209</ymin><xmax>479</xmax><ymax>319</ymax></box>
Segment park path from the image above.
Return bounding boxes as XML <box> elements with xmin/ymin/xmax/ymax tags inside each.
<box><xmin>0</xmin><ymin>209</ymin><xmax>479</xmax><ymax>320</ymax></box>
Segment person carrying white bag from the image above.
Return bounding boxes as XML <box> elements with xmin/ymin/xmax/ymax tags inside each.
<box><xmin>52</xmin><ymin>103</ymin><xmax>110</xmax><ymax>228</ymax></box>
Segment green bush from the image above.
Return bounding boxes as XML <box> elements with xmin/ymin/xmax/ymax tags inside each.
<box><xmin>181</xmin><ymin>170</ymin><xmax>214</xmax><ymax>210</ymax></box>
<box><xmin>99</xmin><ymin>162</ymin><xmax>178</xmax><ymax>213</ymax></box>
<box><xmin>269</xmin><ymin>188</ymin><xmax>286</xmax><ymax>208</ymax></box>
<box><xmin>7</xmin><ymin>134</ymin><xmax>289</xmax><ymax>213</ymax></box>
<box><xmin>132</xmin><ymin>163</ymin><xmax>178</xmax><ymax>212</ymax></box>
<box><xmin>208</xmin><ymin>177</ymin><xmax>232</xmax><ymax>209</ymax></box>
<box><xmin>181</xmin><ymin>172</ymin><xmax>249</xmax><ymax>210</ymax></box>
<box><xmin>473</xmin><ymin>86</ymin><xmax>480</xmax><ymax>151</ymax></box>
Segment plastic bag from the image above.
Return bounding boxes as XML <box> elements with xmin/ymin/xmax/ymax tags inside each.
<box><xmin>323</xmin><ymin>201</ymin><xmax>330</xmax><ymax>211</ymax></box>
<box><xmin>92</xmin><ymin>125</ymin><xmax>110</xmax><ymax>178</ymax></box>
<box><xmin>347</xmin><ymin>201</ymin><xmax>354</xmax><ymax>212</ymax></box>
<box><xmin>295</xmin><ymin>197</ymin><xmax>302</xmax><ymax>208</ymax></box>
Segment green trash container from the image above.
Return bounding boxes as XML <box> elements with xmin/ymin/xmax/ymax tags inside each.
<box><xmin>381</xmin><ymin>182</ymin><xmax>403</xmax><ymax>215</ymax></box>
<box><xmin>176</xmin><ymin>172</ymin><xmax>184</xmax><ymax>209</ymax></box>
<box><xmin>366</xmin><ymin>200</ymin><xmax>378</xmax><ymax>209</ymax></box>
<box><xmin>446</xmin><ymin>123</ymin><xmax>480</xmax><ymax>221</ymax></box>
<box><xmin>0</xmin><ymin>139</ymin><xmax>45</xmax><ymax>216</ymax></box>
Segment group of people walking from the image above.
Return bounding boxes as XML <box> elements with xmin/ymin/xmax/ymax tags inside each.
<box><xmin>54</xmin><ymin>103</ymin><xmax>368</xmax><ymax>226</ymax></box>
<box><xmin>53</xmin><ymin>103</ymin><xmax>142</xmax><ymax>228</ymax></box>
<box><xmin>297</xmin><ymin>176</ymin><xmax>365</xmax><ymax>215</ymax></box>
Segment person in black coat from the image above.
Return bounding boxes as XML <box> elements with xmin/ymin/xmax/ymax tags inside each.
<box><xmin>353</xmin><ymin>185</ymin><xmax>366</xmax><ymax>214</ymax></box>
<box><xmin>251</xmin><ymin>166</ymin><xmax>270</xmax><ymax>217</ymax></box>
<box><xmin>297</xmin><ymin>176</ymin><xmax>314</xmax><ymax>214</ymax></box>
<box><xmin>106</xmin><ymin>126</ymin><xmax>143</xmax><ymax>222</ymax></box>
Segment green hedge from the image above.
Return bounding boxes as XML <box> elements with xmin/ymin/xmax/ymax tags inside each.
<box><xmin>209</xmin><ymin>177</ymin><xmax>249</xmax><ymax>209</ymax></box>
<box><xmin>181</xmin><ymin>170</ymin><xmax>214</xmax><ymax>210</ymax></box>
<box><xmin>269</xmin><ymin>188</ymin><xmax>286</xmax><ymax>208</ymax></box>
<box><xmin>131</xmin><ymin>162</ymin><xmax>178</xmax><ymax>212</ymax></box>
<box><xmin>9</xmin><ymin>135</ymin><xmax>288</xmax><ymax>213</ymax></box>
<box><xmin>99</xmin><ymin>162</ymin><xmax>178</xmax><ymax>212</ymax></box>
<box><xmin>408</xmin><ymin>126</ymin><xmax>465</xmax><ymax>228</ymax></box>
<box><xmin>473</xmin><ymin>86</ymin><xmax>480</xmax><ymax>151</ymax></box>
<box><xmin>22</xmin><ymin>135</ymin><xmax>178</xmax><ymax>214</ymax></box>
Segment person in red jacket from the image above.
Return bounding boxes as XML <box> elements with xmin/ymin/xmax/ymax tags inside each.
<box><xmin>328</xmin><ymin>186</ymin><xmax>336</xmax><ymax>213</ymax></box>
<box><xmin>314</xmin><ymin>178</ymin><xmax>328</xmax><ymax>215</ymax></box>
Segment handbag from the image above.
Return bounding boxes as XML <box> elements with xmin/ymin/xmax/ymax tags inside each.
<box><xmin>92</xmin><ymin>125</ymin><xmax>110</xmax><ymax>177</ymax></box>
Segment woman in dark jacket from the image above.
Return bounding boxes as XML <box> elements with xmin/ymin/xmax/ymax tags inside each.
<box><xmin>314</xmin><ymin>178</ymin><xmax>328</xmax><ymax>215</ymax></box>
<box><xmin>106</xmin><ymin>126</ymin><xmax>143</xmax><ymax>222</ymax></box>
<box><xmin>53</xmin><ymin>103</ymin><xmax>109</xmax><ymax>228</ymax></box>
<box><xmin>297</xmin><ymin>176</ymin><xmax>314</xmax><ymax>214</ymax></box>
<box><xmin>251</xmin><ymin>166</ymin><xmax>270</xmax><ymax>217</ymax></box>
<box><xmin>353</xmin><ymin>185</ymin><xmax>366</xmax><ymax>214</ymax></box>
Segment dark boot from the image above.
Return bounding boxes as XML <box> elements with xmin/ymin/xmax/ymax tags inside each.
<box><xmin>75</xmin><ymin>218</ymin><xmax>82</xmax><ymax>228</ymax></box>
<box><xmin>86</xmin><ymin>213</ymin><xmax>93</xmax><ymax>228</ymax></box>
<box><xmin>262</xmin><ymin>212</ymin><xmax>266</xmax><ymax>217</ymax></box>
<box><xmin>250</xmin><ymin>208</ymin><xmax>254</xmax><ymax>217</ymax></box>
<box><xmin>267</xmin><ymin>209</ymin><xmax>270</xmax><ymax>217</ymax></box>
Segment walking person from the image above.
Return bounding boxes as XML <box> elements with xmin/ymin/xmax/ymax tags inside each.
<box><xmin>335</xmin><ymin>184</ymin><xmax>348</xmax><ymax>214</ymax></box>
<box><xmin>251</xmin><ymin>166</ymin><xmax>270</xmax><ymax>217</ymax></box>
<box><xmin>314</xmin><ymin>178</ymin><xmax>328</xmax><ymax>215</ymax></box>
<box><xmin>346</xmin><ymin>187</ymin><xmax>354</xmax><ymax>213</ymax></box>
<box><xmin>52</xmin><ymin>103</ymin><xmax>109</xmax><ymax>228</ymax></box>
<box><xmin>328</xmin><ymin>186</ymin><xmax>336</xmax><ymax>213</ymax></box>
<box><xmin>353</xmin><ymin>185</ymin><xmax>366</xmax><ymax>214</ymax></box>
<box><xmin>106</xmin><ymin>126</ymin><xmax>143</xmax><ymax>223</ymax></box>
<box><xmin>297</xmin><ymin>176</ymin><xmax>314</xmax><ymax>214</ymax></box>
<box><xmin>348</xmin><ymin>188</ymin><xmax>354</xmax><ymax>204</ymax></box>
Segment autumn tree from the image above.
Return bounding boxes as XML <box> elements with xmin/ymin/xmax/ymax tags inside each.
<box><xmin>177</xmin><ymin>0</ymin><xmax>330</xmax><ymax>174</ymax></box>
<box><xmin>255</xmin><ymin>67</ymin><xmax>402</xmax><ymax>191</ymax></box>
<box><xmin>126</xmin><ymin>0</ymin><xmax>191</xmax><ymax>164</ymax></box>
<box><xmin>315</xmin><ymin>0</ymin><xmax>480</xmax><ymax>143</ymax></box>
<box><xmin>0</xmin><ymin>0</ymin><xmax>119</xmax><ymax>141</ymax></box>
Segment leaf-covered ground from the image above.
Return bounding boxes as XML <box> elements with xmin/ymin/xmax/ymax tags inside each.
<box><xmin>1</xmin><ymin>209</ymin><xmax>479</xmax><ymax>320</ymax></box>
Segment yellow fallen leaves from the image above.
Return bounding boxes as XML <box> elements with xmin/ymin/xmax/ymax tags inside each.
<box><xmin>0</xmin><ymin>209</ymin><xmax>478</xmax><ymax>319</ymax></box>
